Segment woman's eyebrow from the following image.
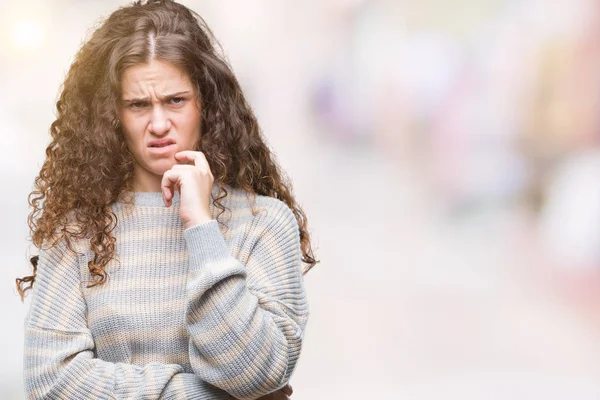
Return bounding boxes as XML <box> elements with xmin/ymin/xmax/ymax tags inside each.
<box><xmin>159</xmin><ymin>90</ymin><xmax>192</xmax><ymax>99</ymax></box>
<box><xmin>122</xmin><ymin>90</ymin><xmax>192</xmax><ymax>103</ymax></box>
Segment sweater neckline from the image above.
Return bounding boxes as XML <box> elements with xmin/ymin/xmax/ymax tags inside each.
<box><xmin>122</xmin><ymin>183</ymin><xmax>223</xmax><ymax>208</ymax></box>
<box><xmin>133</xmin><ymin>191</ymin><xmax>180</xmax><ymax>207</ymax></box>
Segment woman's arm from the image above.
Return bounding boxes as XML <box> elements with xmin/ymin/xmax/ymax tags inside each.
<box><xmin>24</xmin><ymin>239</ymin><xmax>228</xmax><ymax>400</ymax></box>
<box><xmin>183</xmin><ymin>200</ymin><xmax>309</xmax><ymax>400</ymax></box>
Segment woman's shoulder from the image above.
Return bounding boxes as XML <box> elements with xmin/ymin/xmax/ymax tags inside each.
<box><xmin>39</xmin><ymin>210</ymin><xmax>89</xmax><ymax>252</ymax></box>
<box><xmin>224</xmin><ymin>186</ymin><xmax>297</xmax><ymax>229</ymax></box>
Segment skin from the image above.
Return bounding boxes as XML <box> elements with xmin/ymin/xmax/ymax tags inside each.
<box><xmin>118</xmin><ymin>60</ymin><xmax>294</xmax><ymax>399</ymax></box>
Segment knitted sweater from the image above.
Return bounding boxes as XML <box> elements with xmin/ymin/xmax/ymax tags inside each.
<box><xmin>23</xmin><ymin>185</ymin><xmax>309</xmax><ymax>400</ymax></box>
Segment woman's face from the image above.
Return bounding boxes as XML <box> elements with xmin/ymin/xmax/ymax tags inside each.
<box><xmin>118</xmin><ymin>59</ymin><xmax>202</xmax><ymax>192</ymax></box>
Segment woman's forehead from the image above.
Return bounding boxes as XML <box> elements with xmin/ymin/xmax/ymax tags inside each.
<box><xmin>120</xmin><ymin>60</ymin><xmax>194</xmax><ymax>98</ymax></box>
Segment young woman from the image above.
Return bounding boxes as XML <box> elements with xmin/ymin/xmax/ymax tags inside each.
<box><xmin>17</xmin><ymin>1</ymin><xmax>317</xmax><ymax>399</ymax></box>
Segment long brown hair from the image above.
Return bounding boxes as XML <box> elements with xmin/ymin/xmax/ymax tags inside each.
<box><xmin>16</xmin><ymin>0</ymin><xmax>318</xmax><ymax>299</ymax></box>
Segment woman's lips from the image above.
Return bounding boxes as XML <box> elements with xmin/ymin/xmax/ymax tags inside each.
<box><xmin>148</xmin><ymin>143</ymin><xmax>176</xmax><ymax>155</ymax></box>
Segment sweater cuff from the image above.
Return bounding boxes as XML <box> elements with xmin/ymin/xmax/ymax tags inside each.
<box><xmin>184</xmin><ymin>220</ymin><xmax>230</xmax><ymax>267</ymax></box>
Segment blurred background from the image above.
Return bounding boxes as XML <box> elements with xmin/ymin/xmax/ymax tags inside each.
<box><xmin>2</xmin><ymin>0</ymin><xmax>600</xmax><ymax>398</ymax></box>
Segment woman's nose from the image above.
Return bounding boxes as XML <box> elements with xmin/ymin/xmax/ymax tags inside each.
<box><xmin>148</xmin><ymin>106</ymin><xmax>172</xmax><ymax>135</ymax></box>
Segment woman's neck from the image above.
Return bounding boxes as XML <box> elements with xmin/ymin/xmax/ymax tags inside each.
<box><xmin>132</xmin><ymin>169</ymin><xmax>163</xmax><ymax>192</ymax></box>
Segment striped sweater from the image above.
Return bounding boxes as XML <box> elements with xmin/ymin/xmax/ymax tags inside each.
<box><xmin>23</xmin><ymin>185</ymin><xmax>309</xmax><ymax>400</ymax></box>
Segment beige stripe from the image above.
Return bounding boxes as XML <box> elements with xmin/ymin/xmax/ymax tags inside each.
<box><xmin>83</xmin><ymin>274</ymin><xmax>188</xmax><ymax>295</ymax></box>
<box><xmin>88</xmin><ymin>297</ymin><xmax>187</xmax><ymax>318</ymax></box>
<box><xmin>113</xmin><ymin>219</ymin><xmax>258</xmax><ymax>245</ymax></box>
<box><xmin>93</xmin><ymin>322</ymin><xmax>187</xmax><ymax>344</ymax></box>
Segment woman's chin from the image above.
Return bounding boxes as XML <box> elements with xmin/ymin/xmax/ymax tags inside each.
<box><xmin>153</xmin><ymin>155</ymin><xmax>177</xmax><ymax>167</ymax></box>
<box><xmin>140</xmin><ymin>160</ymin><xmax>176</xmax><ymax>178</ymax></box>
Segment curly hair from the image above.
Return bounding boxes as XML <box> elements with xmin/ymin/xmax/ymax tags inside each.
<box><xmin>16</xmin><ymin>0</ymin><xmax>318</xmax><ymax>299</ymax></box>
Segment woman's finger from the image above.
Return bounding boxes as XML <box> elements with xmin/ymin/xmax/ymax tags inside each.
<box><xmin>282</xmin><ymin>384</ymin><xmax>293</xmax><ymax>396</ymax></box>
<box><xmin>174</xmin><ymin>151</ymin><xmax>213</xmax><ymax>180</ymax></box>
<box><xmin>160</xmin><ymin>169</ymin><xmax>181</xmax><ymax>206</ymax></box>
<box><xmin>272</xmin><ymin>391</ymin><xmax>289</xmax><ymax>400</ymax></box>
<box><xmin>171</xmin><ymin>164</ymin><xmax>195</xmax><ymax>169</ymax></box>
<box><xmin>161</xmin><ymin>164</ymin><xmax>209</xmax><ymax>205</ymax></box>
<box><xmin>174</xmin><ymin>150</ymin><xmax>207</xmax><ymax>167</ymax></box>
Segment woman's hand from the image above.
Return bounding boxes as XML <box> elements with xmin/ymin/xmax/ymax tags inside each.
<box><xmin>231</xmin><ymin>384</ymin><xmax>293</xmax><ymax>400</ymax></box>
<box><xmin>161</xmin><ymin>150</ymin><xmax>214</xmax><ymax>229</ymax></box>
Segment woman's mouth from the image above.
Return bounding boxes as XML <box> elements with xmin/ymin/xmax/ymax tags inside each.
<box><xmin>148</xmin><ymin>138</ymin><xmax>176</xmax><ymax>147</ymax></box>
<box><xmin>148</xmin><ymin>142</ymin><xmax>176</xmax><ymax>155</ymax></box>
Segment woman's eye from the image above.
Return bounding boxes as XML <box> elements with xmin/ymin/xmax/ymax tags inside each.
<box><xmin>129</xmin><ymin>102</ymin><xmax>147</xmax><ymax>109</ymax></box>
<box><xmin>170</xmin><ymin>97</ymin><xmax>185</xmax><ymax>105</ymax></box>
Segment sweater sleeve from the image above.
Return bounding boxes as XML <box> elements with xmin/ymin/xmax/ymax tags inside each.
<box><xmin>23</xmin><ymin>239</ymin><xmax>228</xmax><ymax>400</ymax></box>
<box><xmin>183</xmin><ymin>200</ymin><xmax>309</xmax><ymax>400</ymax></box>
